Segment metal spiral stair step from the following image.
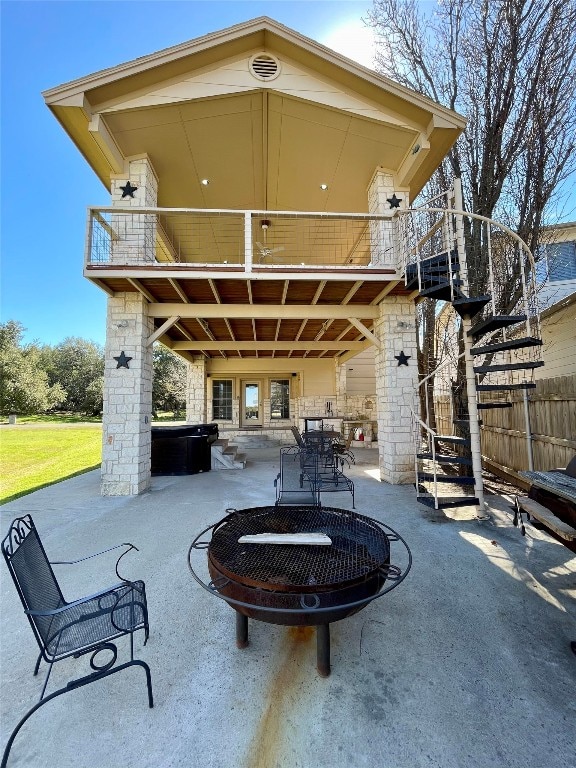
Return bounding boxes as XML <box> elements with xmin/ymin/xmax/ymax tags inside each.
<box><xmin>473</xmin><ymin>360</ymin><xmax>545</xmax><ymax>374</ymax></box>
<box><xmin>433</xmin><ymin>435</ymin><xmax>471</xmax><ymax>446</ymax></box>
<box><xmin>477</xmin><ymin>401</ymin><xmax>512</xmax><ymax>409</ymax></box>
<box><xmin>476</xmin><ymin>382</ymin><xmax>536</xmax><ymax>391</ymax></box>
<box><xmin>417</xmin><ymin>452</ymin><xmax>473</xmax><ymax>465</ymax></box>
<box><xmin>452</xmin><ymin>295</ymin><xmax>491</xmax><ymax>318</ymax></box>
<box><xmin>471</xmin><ymin>336</ymin><xmax>542</xmax><ymax>356</ymax></box>
<box><xmin>416</xmin><ymin>494</ymin><xmax>480</xmax><ymax>509</ymax></box>
<box><xmin>417</xmin><ymin>472</ymin><xmax>476</xmax><ymax>485</ymax></box>
<box><xmin>468</xmin><ymin>314</ymin><xmax>527</xmax><ymax>338</ymax></box>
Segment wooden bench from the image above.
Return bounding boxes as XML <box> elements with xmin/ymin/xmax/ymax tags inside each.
<box><xmin>515</xmin><ymin>496</ymin><xmax>576</xmax><ymax>541</ymax></box>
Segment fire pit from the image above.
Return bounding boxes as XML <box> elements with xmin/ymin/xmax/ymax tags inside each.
<box><xmin>188</xmin><ymin>506</ymin><xmax>411</xmax><ymax>676</ymax></box>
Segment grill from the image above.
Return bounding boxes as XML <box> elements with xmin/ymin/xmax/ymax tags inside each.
<box><xmin>189</xmin><ymin>506</ymin><xmax>411</xmax><ymax>676</ymax></box>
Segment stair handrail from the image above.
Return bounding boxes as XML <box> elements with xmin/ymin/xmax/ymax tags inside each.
<box><xmin>398</xmin><ymin>206</ymin><xmax>540</xmax><ymax>339</ymax></box>
<box><xmin>411</xmin><ymin>409</ymin><xmax>439</xmax><ymax>507</ymax></box>
<box><xmin>417</xmin><ymin>350</ymin><xmax>466</xmax><ymax>433</ymax></box>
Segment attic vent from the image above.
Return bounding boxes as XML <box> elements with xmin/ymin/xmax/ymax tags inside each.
<box><xmin>249</xmin><ymin>53</ymin><xmax>281</xmax><ymax>81</ymax></box>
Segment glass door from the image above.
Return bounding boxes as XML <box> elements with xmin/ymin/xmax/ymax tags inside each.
<box><xmin>241</xmin><ymin>380</ymin><xmax>262</xmax><ymax>427</ymax></box>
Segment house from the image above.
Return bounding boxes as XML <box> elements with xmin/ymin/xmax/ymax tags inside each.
<box><xmin>43</xmin><ymin>16</ymin><xmax>468</xmax><ymax>496</ymax></box>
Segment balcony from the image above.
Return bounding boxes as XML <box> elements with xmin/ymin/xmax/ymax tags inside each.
<box><xmin>86</xmin><ymin>207</ymin><xmax>401</xmax><ymax>277</ymax></box>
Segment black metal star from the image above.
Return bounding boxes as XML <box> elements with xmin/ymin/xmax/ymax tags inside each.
<box><xmin>114</xmin><ymin>351</ymin><xmax>132</xmax><ymax>369</ymax></box>
<box><xmin>119</xmin><ymin>181</ymin><xmax>138</xmax><ymax>198</ymax></box>
<box><xmin>395</xmin><ymin>350</ymin><xmax>411</xmax><ymax>366</ymax></box>
<box><xmin>387</xmin><ymin>193</ymin><xmax>403</xmax><ymax>209</ymax></box>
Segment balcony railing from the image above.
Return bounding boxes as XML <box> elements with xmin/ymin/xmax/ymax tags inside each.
<box><xmin>86</xmin><ymin>207</ymin><xmax>401</xmax><ymax>273</ymax></box>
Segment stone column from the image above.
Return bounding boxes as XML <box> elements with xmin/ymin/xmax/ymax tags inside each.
<box><xmin>334</xmin><ymin>359</ymin><xmax>347</xmax><ymax>415</ymax></box>
<box><xmin>110</xmin><ymin>156</ymin><xmax>158</xmax><ymax>265</ymax></box>
<box><xmin>367</xmin><ymin>168</ymin><xmax>409</xmax><ymax>269</ymax></box>
<box><xmin>374</xmin><ymin>296</ymin><xmax>419</xmax><ymax>483</ymax></box>
<box><xmin>101</xmin><ymin>293</ymin><xmax>154</xmax><ymax>495</ymax></box>
<box><xmin>186</xmin><ymin>358</ymin><xmax>207</xmax><ymax>423</ymax></box>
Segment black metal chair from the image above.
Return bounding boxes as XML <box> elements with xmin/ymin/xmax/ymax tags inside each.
<box><xmin>275</xmin><ymin>445</ymin><xmax>320</xmax><ymax>506</ymax></box>
<box><xmin>1</xmin><ymin>515</ymin><xmax>153</xmax><ymax>768</ymax></box>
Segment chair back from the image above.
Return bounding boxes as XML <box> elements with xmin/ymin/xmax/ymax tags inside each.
<box><xmin>2</xmin><ymin>515</ymin><xmax>65</xmax><ymax>650</ymax></box>
<box><xmin>290</xmin><ymin>426</ymin><xmax>306</xmax><ymax>449</ymax></box>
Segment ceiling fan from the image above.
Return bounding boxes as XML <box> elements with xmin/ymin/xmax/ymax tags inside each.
<box><xmin>255</xmin><ymin>220</ymin><xmax>285</xmax><ymax>263</ymax></box>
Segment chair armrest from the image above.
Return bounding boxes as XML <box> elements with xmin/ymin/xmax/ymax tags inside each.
<box><xmin>25</xmin><ymin>581</ymin><xmax>145</xmax><ymax>617</ymax></box>
<box><xmin>51</xmin><ymin>543</ymin><xmax>139</xmax><ymax>581</ymax></box>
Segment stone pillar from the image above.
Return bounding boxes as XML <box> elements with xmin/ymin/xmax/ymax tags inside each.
<box><xmin>186</xmin><ymin>358</ymin><xmax>207</xmax><ymax>423</ymax></box>
<box><xmin>334</xmin><ymin>359</ymin><xmax>347</xmax><ymax>415</ymax></box>
<box><xmin>111</xmin><ymin>156</ymin><xmax>158</xmax><ymax>265</ymax></box>
<box><xmin>367</xmin><ymin>169</ymin><xmax>409</xmax><ymax>268</ymax></box>
<box><xmin>374</xmin><ymin>296</ymin><xmax>419</xmax><ymax>483</ymax></box>
<box><xmin>101</xmin><ymin>293</ymin><xmax>154</xmax><ymax>495</ymax></box>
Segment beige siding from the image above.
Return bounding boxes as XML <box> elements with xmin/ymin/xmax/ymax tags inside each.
<box><xmin>345</xmin><ymin>348</ymin><xmax>377</xmax><ymax>394</ymax></box>
<box><xmin>536</xmin><ymin>296</ymin><xmax>576</xmax><ymax>380</ymax></box>
<box><xmin>101</xmin><ymin>53</ymin><xmax>417</xmax><ymax>128</ymax></box>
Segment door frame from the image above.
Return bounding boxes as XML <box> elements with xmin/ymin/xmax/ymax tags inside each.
<box><xmin>240</xmin><ymin>379</ymin><xmax>263</xmax><ymax>427</ymax></box>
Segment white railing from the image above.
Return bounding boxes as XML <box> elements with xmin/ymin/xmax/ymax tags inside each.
<box><xmin>86</xmin><ymin>207</ymin><xmax>404</xmax><ymax>273</ymax></box>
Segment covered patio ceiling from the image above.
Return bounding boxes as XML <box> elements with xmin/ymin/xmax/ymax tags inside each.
<box><xmin>92</xmin><ymin>272</ymin><xmax>408</xmax><ymax>361</ymax></box>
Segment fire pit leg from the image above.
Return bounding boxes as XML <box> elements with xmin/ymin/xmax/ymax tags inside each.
<box><xmin>316</xmin><ymin>624</ymin><xmax>331</xmax><ymax>677</ymax></box>
<box><xmin>236</xmin><ymin>611</ymin><xmax>249</xmax><ymax>649</ymax></box>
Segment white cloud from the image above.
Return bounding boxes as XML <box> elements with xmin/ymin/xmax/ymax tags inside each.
<box><xmin>320</xmin><ymin>17</ymin><xmax>377</xmax><ymax>70</ymax></box>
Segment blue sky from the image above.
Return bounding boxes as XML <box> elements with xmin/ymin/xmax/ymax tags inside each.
<box><xmin>1</xmin><ymin>0</ymin><xmax>574</xmax><ymax>348</ymax></box>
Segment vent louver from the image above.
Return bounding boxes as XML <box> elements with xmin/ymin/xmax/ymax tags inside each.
<box><xmin>249</xmin><ymin>53</ymin><xmax>281</xmax><ymax>81</ymax></box>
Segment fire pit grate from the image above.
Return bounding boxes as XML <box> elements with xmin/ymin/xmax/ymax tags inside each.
<box><xmin>208</xmin><ymin>506</ymin><xmax>390</xmax><ymax>592</ymax></box>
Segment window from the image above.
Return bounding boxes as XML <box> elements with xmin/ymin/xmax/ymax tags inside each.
<box><xmin>212</xmin><ymin>380</ymin><xmax>233</xmax><ymax>420</ymax></box>
<box><xmin>270</xmin><ymin>379</ymin><xmax>290</xmax><ymax>419</ymax></box>
<box><xmin>536</xmin><ymin>241</ymin><xmax>576</xmax><ymax>282</ymax></box>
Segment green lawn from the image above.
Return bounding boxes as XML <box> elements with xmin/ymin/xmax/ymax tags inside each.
<box><xmin>0</xmin><ymin>425</ymin><xmax>102</xmax><ymax>504</ymax></box>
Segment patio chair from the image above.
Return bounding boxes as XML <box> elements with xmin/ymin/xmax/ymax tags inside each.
<box><xmin>1</xmin><ymin>515</ymin><xmax>153</xmax><ymax>768</ymax></box>
<box><xmin>331</xmin><ymin>429</ymin><xmax>356</xmax><ymax>466</ymax></box>
<box><xmin>275</xmin><ymin>445</ymin><xmax>320</xmax><ymax>506</ymax></box>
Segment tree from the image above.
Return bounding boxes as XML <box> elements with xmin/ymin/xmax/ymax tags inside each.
<box><xmin>0</xmin><ymin>321</ymin><xmax>66</xmax><ymax>415</ymax></box>
<box><xmin>45</xmin><ymin>337</ymin><xmax>104</xmax><ymax>414</ymax></box>
<box><xmin>152</xmin><ymin>345</ymin><xmax>187</xmax><ymax>417</ymax></box>
<box><xmin>367</xmin><ymin>0</ymin><xmax>576</xmax><ymax>421</ymax></box>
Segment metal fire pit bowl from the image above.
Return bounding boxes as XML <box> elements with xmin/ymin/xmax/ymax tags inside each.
<box><xmin>188</xmin><ymin>506</ymin><xmax>411</xmax><ymax>676</ymax></box>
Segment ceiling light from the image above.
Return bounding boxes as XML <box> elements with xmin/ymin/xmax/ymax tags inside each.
<box><xmin>320</xmin><ymin>183</ymin><xmax>328</xmax><ymax>190</ymax></box>
<box><xmin>201</xmin><ymin>179</ymin><xmax>210</xmax><ymax>186</ymax></box>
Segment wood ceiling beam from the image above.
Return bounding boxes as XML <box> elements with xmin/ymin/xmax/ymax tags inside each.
<box><xmin>171</xmin><ymin>340</ymin><xmax>366</xmax><ymax>351</ymax></box>
<box><xmin>147</xmin><ymin>303</ymin><xmax>379</xmax><ymax>319</ymax></box>
<box><xmin>147</xmin><ymin>316</ymin><xmax>180</xmax><ymax>346</ymax></box>
<box><xmin>169</xmin><ymin>278</ymin><xmax>188</xmax><ymax>302</ymax></box>
<box><xmin>128</xmin><ymin>278</ymin><xmax>155</xmax><ymax>302</ymax></box>
<box><xmin>347</xmin><ymin>318</ymin><xmax>381</xmax><ymax>348</ymax></box>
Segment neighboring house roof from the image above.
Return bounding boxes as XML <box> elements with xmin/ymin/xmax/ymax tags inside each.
<box><xmin>43</xmin><ymin>16</ymin><xmax>466</xmax><ymax>212</ymax></box>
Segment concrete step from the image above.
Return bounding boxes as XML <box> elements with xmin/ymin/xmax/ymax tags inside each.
<box><xmin>211</xmin><ymin>440</ymin><xmax>246</xmax><ymax>470</ymax></box>
<box><xmin>232</xmin><ymin>434</ymin><xmax>281</xmax><ymax>449</ymax></box>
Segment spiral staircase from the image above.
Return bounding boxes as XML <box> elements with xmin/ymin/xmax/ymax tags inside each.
<box><xmin>400</xmin><ymin>181</ymin><xmax>543</xmax><ymax>512</ymax></box>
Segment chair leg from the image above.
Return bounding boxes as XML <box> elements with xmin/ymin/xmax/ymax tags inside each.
<box><xmin>1</xmin><ymin>659</ymin><xmax>153</xmax><ymax>768</ymax></box>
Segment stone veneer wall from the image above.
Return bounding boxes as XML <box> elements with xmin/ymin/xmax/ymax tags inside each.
<box><xmin>374</xmin><ymin>296</ymin><xmax>419</xmax><ymax>483</ymax></box>
<box><xmin>186</xmin><ymin>359</ymin><xmax>207</xmax><ymax>423</ymax></box>
<box><xmin>111</xmin><ymin>157</ymin><xmax>158</xmax><ymax>265</ymax></box>
<box><xmin>367</xmin><ymin>169</ymin><xmax>408</xmax><ymax>269</ymax></box>
<box><xmin>101</xmin><ymin>293</ymin><xmax>154</xmax><ymax>495</ymax></box>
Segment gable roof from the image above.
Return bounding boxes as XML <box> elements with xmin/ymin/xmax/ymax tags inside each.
<box><xmin>44</xmin><ymin>16</ymin><xmax>466</xmax><ymax>210</ymax></box>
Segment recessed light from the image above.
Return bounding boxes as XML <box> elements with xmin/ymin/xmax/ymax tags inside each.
<box><xmin>201</xmin><ymin>179</ymin><xmax>210</xmax><ymax>186</ymax></box>
<box><xmin>320</xmin><ymin>183</ymin><xmax>328</xmax><ymax>190</ymax></box>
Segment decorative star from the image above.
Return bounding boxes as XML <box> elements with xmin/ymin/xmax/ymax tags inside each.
<box><xmin>119</xmin><ymin>181</ymin><xmax>138</xmax><ymax>198</ymax></box>
<box><xmin>114</xmin><ymin>351</ymin><xmax>132</xmax><ymax>369</ymax></box>
<box><xmin>387</xmin><ymin>193</ymin><xmax>403</xmax><ymax>209</ymax></box>
<box><xmin>395</xmin><ymin>350</ymin><xmax>411</xmax><ymax>366</ymax></box>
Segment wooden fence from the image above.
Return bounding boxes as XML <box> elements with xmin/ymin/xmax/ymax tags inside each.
<box><xmin>432</xmin><ymin>375</ymin><xmax>575</xmax><ymax>475</ymax></box>
<box><xmin>479</xmin><ymin>374</ymin><xmax>576</xmax><ymax>473</ymax></box>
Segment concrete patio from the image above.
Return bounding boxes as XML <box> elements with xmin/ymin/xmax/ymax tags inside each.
<box><xmin>1</xmin><ymin>446</ymin><xmax>575</xmax><ymax>768</ymax></box>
